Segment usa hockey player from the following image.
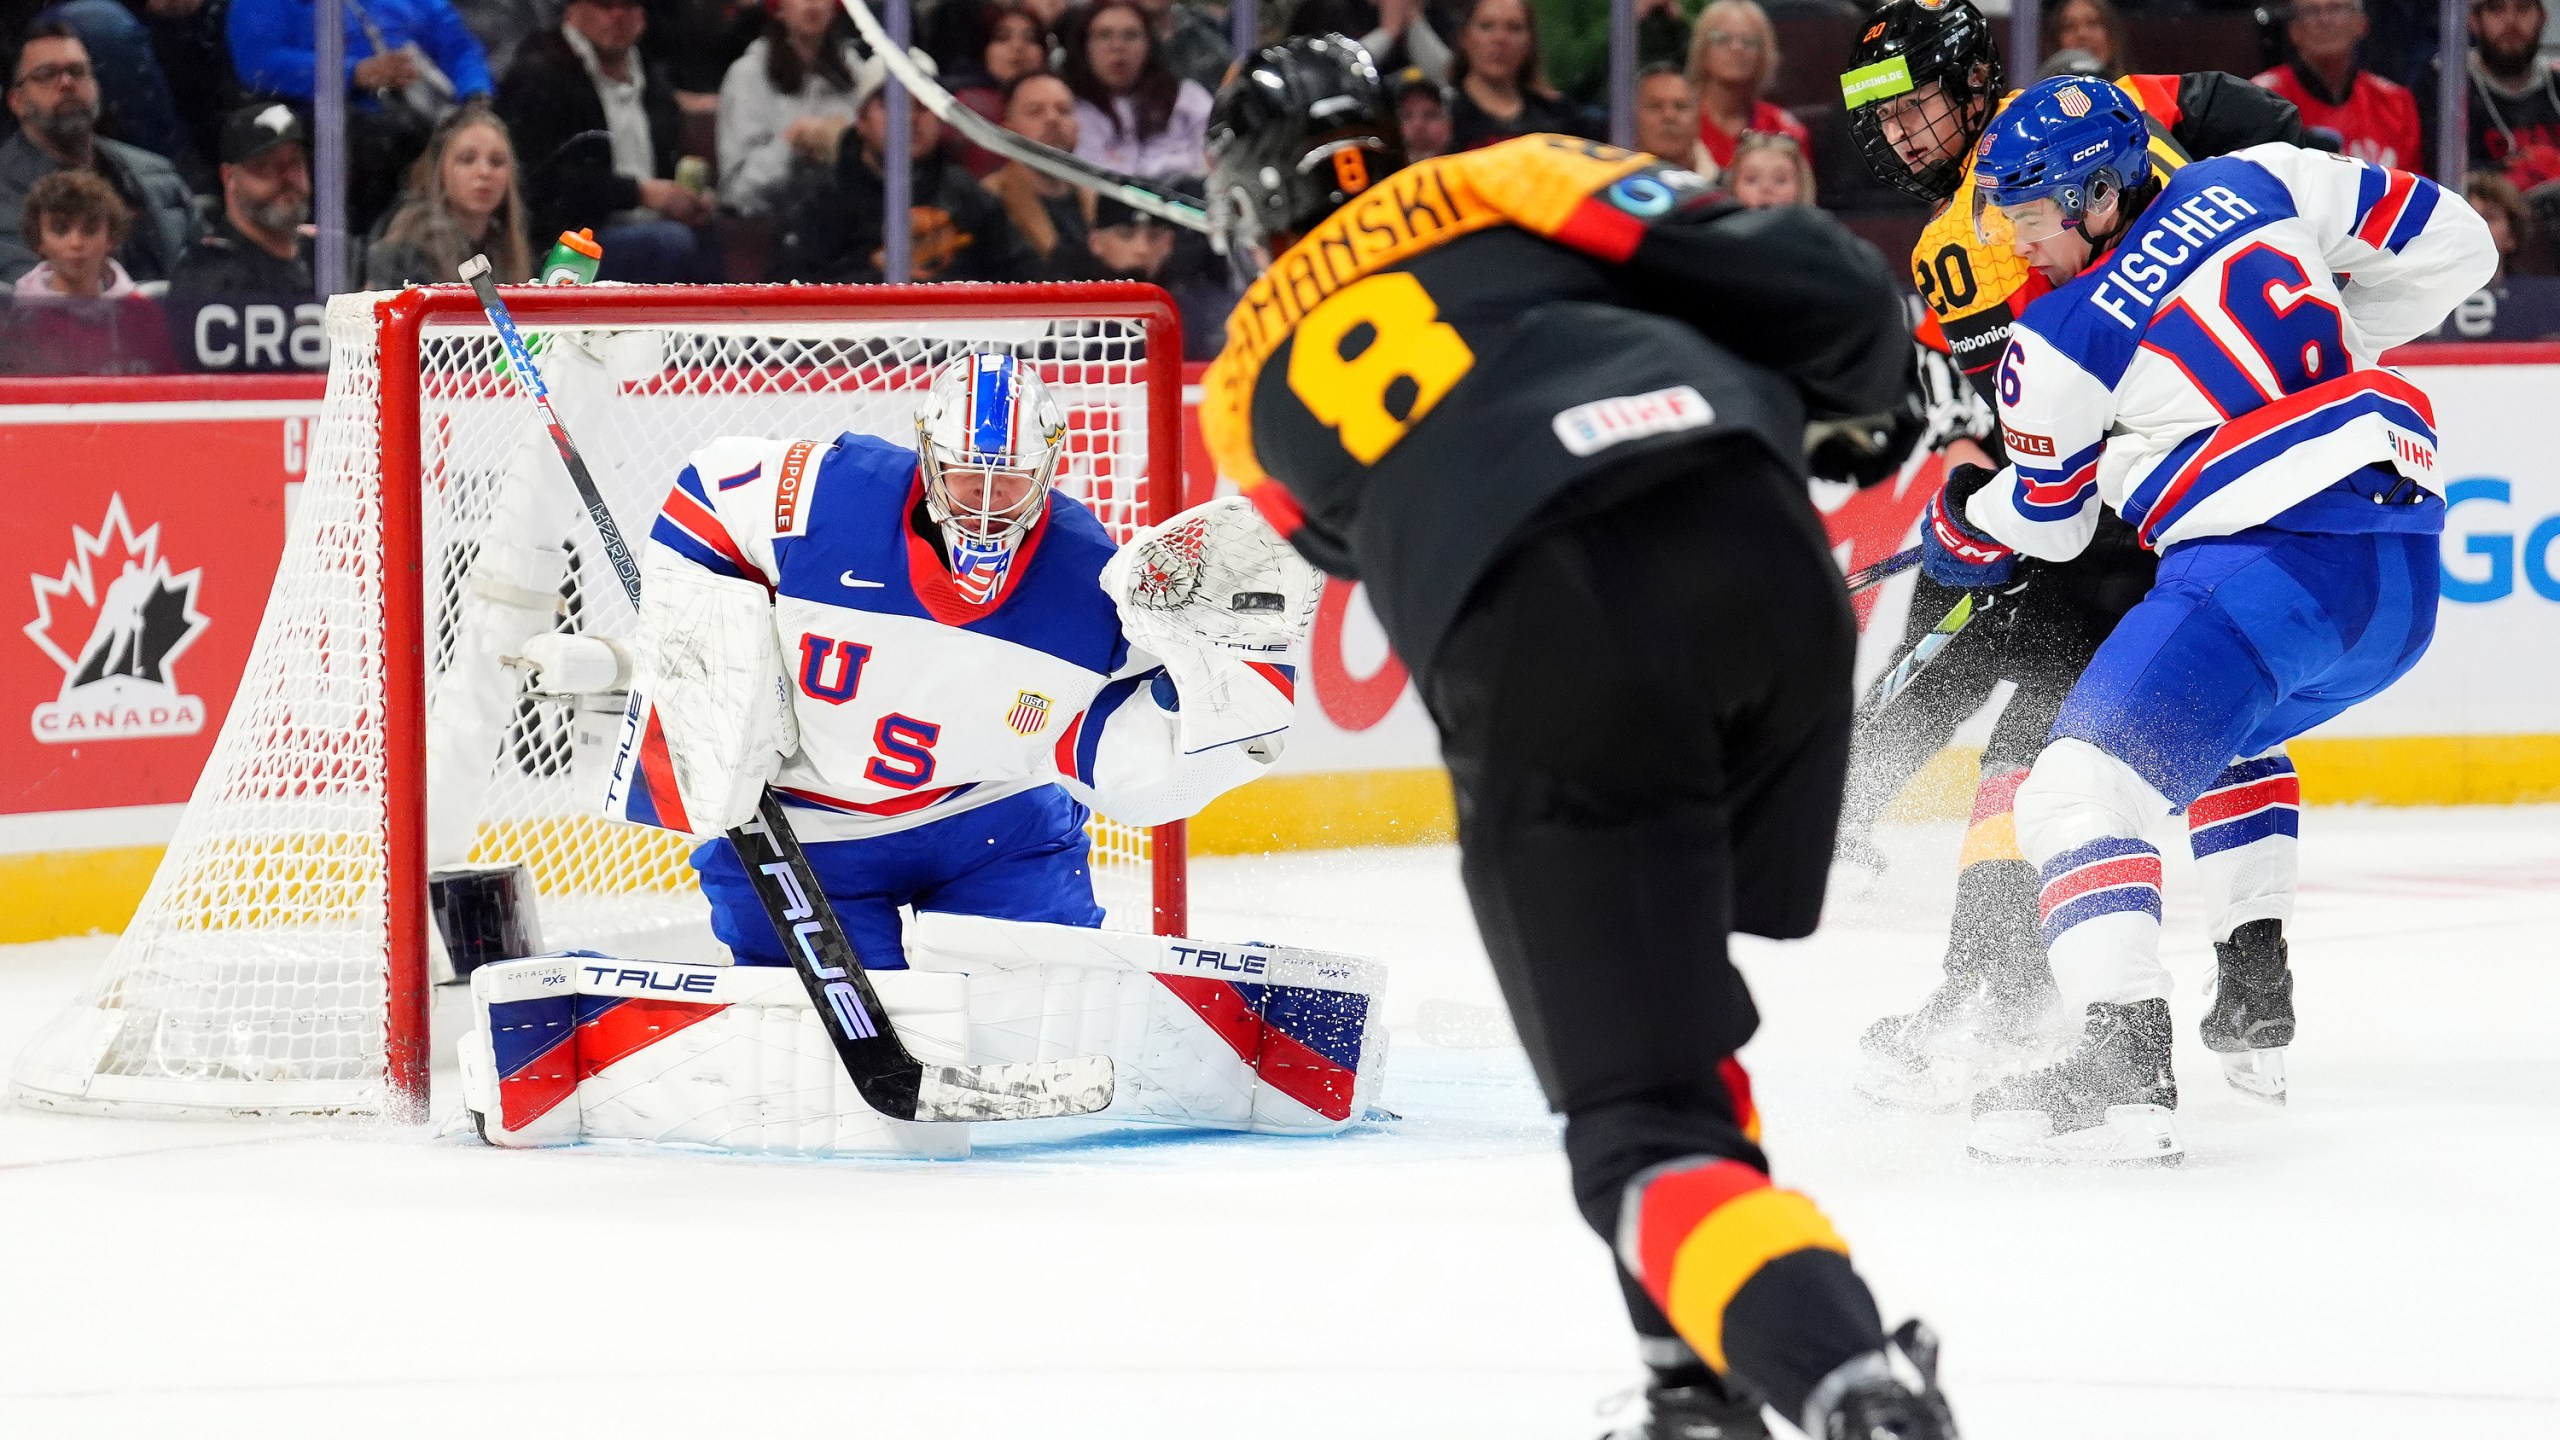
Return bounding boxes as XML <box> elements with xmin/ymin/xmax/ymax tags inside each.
<box><xmin>1200</xmin><ymin>36</ymin><xmax>1956</xmax><ymax>1440</ymax></box>
<box><xmin>1836</xmin><ymin>0</ymin><xmax>2313</xmax><ymax>1109</ymax></box>
<box><xmin>1922</xmin><ymin>77</ymin><xmax>2493</xmax><ymax>1163</ymax></box>
<box><xmin>572</xmin><ymin>352</ymin><xmax>1306</xmax><ymax>971</ymax></box>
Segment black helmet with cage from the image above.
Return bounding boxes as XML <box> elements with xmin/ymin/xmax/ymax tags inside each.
<box><xmin>1839</xmin><ymin>0</ymin><xmax>2006</xmax><ymax>205</ymax></box>
<box><xmin>1205</xmin><ymin>35</ymin><xmax>1409</xmax><ymax>276</ymax></box>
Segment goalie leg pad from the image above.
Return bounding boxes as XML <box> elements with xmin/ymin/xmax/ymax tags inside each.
<box><xmin>459</xmin><ymin>955</ymin><xmax>972</xmax><ymax>1158</ymax></box>
<box><xmin>906</xmin><ymin>914</ymin><xmax>1390</xmax><ymax>1135</ymax></box>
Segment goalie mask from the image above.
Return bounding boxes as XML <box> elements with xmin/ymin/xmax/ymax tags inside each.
<box><xmin>917</xmin><ymin>353</ymin><xmax>1068</xmax><ymax>605</ymax></box>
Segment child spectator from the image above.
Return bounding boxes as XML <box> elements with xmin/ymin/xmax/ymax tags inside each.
<box><xmin>1390</xmin><ymin>64</ymin><xmax>1454</xmax><ymax>162</ymax></box>
<box><xmin>2044</xmin><ymin>0</ymin><xmax>2128</xmax><ymax>79</ymax></box>
<box><xmin>3</xmin><ymin>168</ymin><xmax>175</xmax><ymax>373</ymax></box>
<box><xmin>168</xmin><ymin>101</ymin><xmax>315</xmax><ymax>296</ymax></box>
<box><xmin>0</xmin><ymin>23</ymin><xmax>195</xmax><ymax>286</ymax></box>
<box><xmin>2253</xmin><ymin>0</ymin><xmax>2420</xmax><ymax>170</ymax></box>
<box><xmin>1062</xmin><ymin>0</ymin><xmax>1211</xmax><ymax>179</ymax></box>
<box><xmin>1632</xmin><ymin>61</ymin><xmax>1710</xmax><ymax>171</ymax></box>
<box><xmin>1727</xmin><ymin>129</ymin><xmax>1813</xmax><ymax>208</ymax></box>
<box><xmin>363</xmin><ymin>101</ymin><xmax>531</xmax><ymax>285</ymax></box>
<box><xmin>1446</xmin><ymin>0</ymin><xmax>1596</xmax><ymax>150</ymax></box>
<box><xmin>1682</xmin><ymin>0</ymin><xmax>1806</xmax><ymax>177</ymax></box>
<box><xmin>948</xmin><ymin>1</ymin><xmax>1051</xmax><ymax>178</ymax></box>
<box><xmin>714</xmin><ymin>0</ymin><xmax>861</xmax><ymax>218</ymax></box>
<box><xmin>770</xmin><ymin>47</ymin><xmax>1034</xmax><ymax>283</ymax></box>
<box><xmin>982</xmin><ymin>71</ymin><xmax>1095</xmax><ymax>276</ymax></box>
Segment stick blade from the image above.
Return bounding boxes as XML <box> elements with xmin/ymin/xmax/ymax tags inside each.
<box><xmin>914</xmin><ymin>1055</ymin><xmax>1115</xmax><ymax>1122</ymax></box>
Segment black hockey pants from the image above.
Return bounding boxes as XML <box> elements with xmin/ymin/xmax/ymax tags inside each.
<box><xmin>1422</xmin><ymin>436</ymin><xmax>1883</xmax><ymax>1421</ymax></box>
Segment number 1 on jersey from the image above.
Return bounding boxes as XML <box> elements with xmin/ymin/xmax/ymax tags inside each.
<box><xmin>1286</xmin><ymin>272</ymin><xmax>1476</xmax><ymax>464</ymax></box>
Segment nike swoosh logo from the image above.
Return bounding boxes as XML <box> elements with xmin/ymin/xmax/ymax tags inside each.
<box><xmin>840</xmin><ymin>572</ymin><xmax>884</xmax><ymax>589</ymax></box>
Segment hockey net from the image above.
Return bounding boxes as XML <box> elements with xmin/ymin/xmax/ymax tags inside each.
<box><xmin>11</xmin><ymin>282</ymin><xmax>1189</xmax><ymax>1120</ymax></box>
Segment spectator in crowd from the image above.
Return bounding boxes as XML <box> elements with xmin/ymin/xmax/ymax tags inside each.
<box><xmin>1390</xmin><ymin>63</ymin><xmax>1453</xmax><ymax>161</ymax></box>
<box><xmin>0</xmin><ymin>22</ymin><xmax>193</xmax><ymax>285</ymax></box>
<box><xmin>2422</xmin><ymin>0</ymin><xmax>2560</xmax><ymax>189</ymax></box>
<box><xmin>771</xmin><ymin>46</ymin><xmax>1033</xmax><ymax>282</ymax></box>
<box><xmin>168</xmin><ymin>100</ymin><xmax>313</xmax><ymax>295</ymax></box>
<box><xmin>2</xmin><ymin>167</ymin><xmax>175</xmax><ymax>372</ymax></box>
<box><xmin>37</xmin><ymin>0</ymin><xmax>198</xmax><ymax>172</ymax></box>
<box><xmin>1727</xmin><ymin>128</ymin><xmax>1812</xmax><ymax>207</ymax></box>
<box><xmin>137</xmin><ymin>0</ymin><xmax>244</xmax><ymax>186</ymax></box>
<box><xmin>2468</xmin><ymin>168</ymin><xmax>2539</xmax><ymax>276</ymax></box>
<box><xmin>499</xmin><ymin>0</ymin><xmax>713</xmax><ymax>281</ymax></box>
<box><xmin>1062</xmin><ymin>0</ymin><xmax>1210</xmax><ymax>179</ymax></box>
<box><xmin>1447</xmin><ymin>0</ymin><xmax>1595</xmax><ymax>150</ymax></box>
<box><xmin>2253</xmin><ymin>0</ymin><xmax>2419</xmax><ymax>169</ymax></box>
<box><xmin>715</xmin><ymin>0</ymin><xmax>860</xmax><ymax>217</ymax></box>
<box><xmin>1074</xmin><ymin>191</ymin><xmax>1230</xmax><ymax>357</ymax></box>
<box><xmin>1289</xmin><ymin>0</ymin><xmax>1452</xmax><ymax>84</ymax></box>
<box><xmin>363</xmin><ymin>100</ymin><xmax>529</xmax><ymax>285</ymax></box>
<box><xmin>949</xmin><ymin>1</ymin><xmax>1050</xmax><ymax>177</ymax></box>
<box><xmin>1682</xmin><ymin>0</ymin><xmax>1806</xmax><ymax>178</ymax></box>
<box><xmin>227</xmin><ymin>0</ymin><xmax>495</xmax><ymax>230</ymax></box>
<box><xmin>982</xmin><ymin>70</ymin><xmax>1094</xmax><ymax>276</ymax></box>
<box><xmin>1132</xmin><ymin>0</ymin><xmax>1230</xmax><ymax>94</ymax></box>
<box><xmin>2043</xmin><ymin>0</ymin><xmax>2127</xmax><ymax>80</ymax></box>
<box><xmin>1632</xmin><ymin>60</ymin><xmax>1709</xmax><ymax>170</ymax></box>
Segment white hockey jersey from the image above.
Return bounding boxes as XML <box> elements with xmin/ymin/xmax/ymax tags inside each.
<box><xmin>608</xmin><ymin>431</ymin><xmax>1293</xmax><ymax>843</ymax></box>
<box><xmin>1967</xmin><ymin>144</ymin><xmax>2496</xmax><ymax>559</ymax></box>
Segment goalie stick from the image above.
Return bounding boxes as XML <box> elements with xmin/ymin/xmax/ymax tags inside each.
<box><xmin>456</xmin><ymin>255</ymin><xmax>1114</xmax><ymax>1124</ymax></box>
<box><xmin>834</xmin><ymin>0</ymin><xmax>1211</xmax><ymax>233</ymax></box>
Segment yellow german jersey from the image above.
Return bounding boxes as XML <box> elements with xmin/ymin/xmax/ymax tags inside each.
<box><xmin>1916</xmin><ymin>72</ymin><xmax>2308</xmax><ymax>401</ymax></box>
<box><xmin>1200</xmin><ymin>134</ymin><xmax>1909</xmax><ymax>672</ymax></box>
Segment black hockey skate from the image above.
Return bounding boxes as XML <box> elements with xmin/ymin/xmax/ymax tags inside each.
<box><xmin>1856</xmin><ymin>866</ymin><xmax>2062</xmax><ymax>1111</ymax></box>
<box><xmin>1802</xmin><ymin>1319</ymin><xmax>1960</xmax><ymax>1440</ymax></box>
<box><xmin>2200</xmin><ymin>919</ymin><xmax>2294</xmax><ymax>1106</ymax></box>
<box><xmin>1596</xmin><ymin>1369</ymin><xmax>1769</xmax><ymax>1439</ymax></box>
<box><xmin>1966</xmin><ymin>999</ymin><xmax>2181</xmax><ymax>1164</ymax></box>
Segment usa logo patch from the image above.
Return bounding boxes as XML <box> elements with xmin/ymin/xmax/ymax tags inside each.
<box><xmin>2059</xmin><ymin>86</ymin><xmax>2093</xmax><ymax>118</ymax></box>
<box><xmin>1007</xmin><ymin>691</ymin><xmax>1053</xmax><ymax>735</ymax></box>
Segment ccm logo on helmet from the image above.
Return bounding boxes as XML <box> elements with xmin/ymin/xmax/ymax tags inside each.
<box><xmin>2071</xmin><ymin>141</ymin><xmax>2111</xmax><ymax>163</ymax></box>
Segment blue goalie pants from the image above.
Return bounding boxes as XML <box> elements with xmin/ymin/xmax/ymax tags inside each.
<box><xmin>693</xmin><ymin>786</ymin><xmax>1107</xmax><ymax>970</ymax></box>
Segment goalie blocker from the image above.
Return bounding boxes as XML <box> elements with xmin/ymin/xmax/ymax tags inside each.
<box><xmin>459</xmin><ymin>916</ymin><xmax>1387</xmax><ymax>1156</ymax></box>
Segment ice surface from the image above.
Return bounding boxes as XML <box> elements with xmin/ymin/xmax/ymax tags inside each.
<box><xmin>0</xmin><ymin>806</ymin><xmax>2554</xmax><ymax>1437</ymax></box>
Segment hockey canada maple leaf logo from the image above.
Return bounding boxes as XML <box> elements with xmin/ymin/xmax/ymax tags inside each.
<box><xmin>23</xmin><ymin>494</ymin><xmax>209</xmax><ymax>744</ymax></box>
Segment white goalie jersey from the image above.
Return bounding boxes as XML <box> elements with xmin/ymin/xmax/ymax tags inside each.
<box><xmin>1967</xmin><ymin>144</ymin><xmax>2496</xmax><ymax>560</ymax></box>
<box><xmin>601</xmin><ymin>431</ymin><xmax>1299</xmax><ymax>841</ymax></box>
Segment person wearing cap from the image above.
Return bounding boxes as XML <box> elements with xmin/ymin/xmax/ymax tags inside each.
<box><xmin>1388</xmin><ymin>64</ymin><xmax>1453</xmax><ymax>161</ymax></box>
<box><xmin>167</xmin><ymin>99</ymin><xmax>315</xmax><ymax>298</ymax></box>
<box><xmin>0</xmin><ymin>21</ymin><xmax>196</xmax><ymax>286</ymax></box>
<box><xmin>770</xmin><ymin>46</ymin><xmax>1034</xmax><ymax>284</ymax></box>
<box><xmin>497</xmin><ymin>0</ymin><xmax>710</xmax><ymax>281</ymax></box>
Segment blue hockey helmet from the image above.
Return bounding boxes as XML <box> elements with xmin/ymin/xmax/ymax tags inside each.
<box><xmin>1970</xmin><ymin>75</ymin><xmax>2152</xmax><ymax>247</ymax></box>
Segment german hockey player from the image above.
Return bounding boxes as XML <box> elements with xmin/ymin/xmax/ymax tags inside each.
<box><xmin>1835</xmin><ymin>0</ymin><xmax>2317</xmax><ymax>1108</ymax></box>
<box><xmin>1199</xmin><ymin>35</ymin><xmax>1957</xmax><ymax>1440</ymax></box>
<box><xmin>1928</xmin><ymin>78</ymin><xmax>2492</xmax><ymax>1162</ymax></box>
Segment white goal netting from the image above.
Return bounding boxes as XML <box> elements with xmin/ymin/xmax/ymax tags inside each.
<box><xmin>12</xmin><ymin>288</ymin><xmax>1180</xmax><ymax>1119</ymax></box>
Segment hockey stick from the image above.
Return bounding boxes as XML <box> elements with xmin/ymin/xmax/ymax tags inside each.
<box><xmin>456</xmin><ymin>256</ymin><xmax>1114</xmax><ymax>1123</ymax></box>
<box><xmin>834</xmin><ymin>0</ymin><xmax>1212</xmax><ymax>232</ymax></box>
<box><xmin>1843</xmin><ymin>546</ymin><xmax>1918</xmax><ymax>595</ymax></box>
<box><xmin>1854</xmin><ymin>583</ymin><xmax>2017</xmax><ymax>724</ymax></box>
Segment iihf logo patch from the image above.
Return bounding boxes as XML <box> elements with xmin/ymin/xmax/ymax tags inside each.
<box><xmin>23</xmin><ymin>494</ymin><xmax>209</xmax><ymax>744</ymax></box>
<box><xmin>2059</xmin><ymin>86</ymin><xmax>2093</xmax><ymax>118</ymax></box>
<box><xmin>1006</xmin><ymin>691</ymin><xmax>1053</xmax><ymax>735</ymax></box>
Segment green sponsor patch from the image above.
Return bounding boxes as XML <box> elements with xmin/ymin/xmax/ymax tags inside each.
<box><xmin>1840</xmin><ymin>56</ymin><xmax>1914</xmax><ymax>109</ymax></box>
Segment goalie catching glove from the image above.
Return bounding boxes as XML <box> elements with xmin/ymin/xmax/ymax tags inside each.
<box><xmin>1100</xmin><ymin>495</ymin><xmax>1321</xmax><ymax>760</ymax></box>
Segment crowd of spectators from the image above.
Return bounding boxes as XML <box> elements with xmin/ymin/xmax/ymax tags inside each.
<box><xmin>3</xmin><ymin>0</ymin><xmax>2558</xmax><ymax>374</ymax></box>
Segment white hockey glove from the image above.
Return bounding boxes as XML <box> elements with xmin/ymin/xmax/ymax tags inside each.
<box><xmin>512</xmin><ymin>632</ymin><xmax>630</xmax><ymax>695</ymax></box>
<box><xmin>602</xmin><ymin>554</ymin><xmax>797</xmax><ymax>838</ymax></box>
<box><xmin>1102</xmin><ymin>497</ymin><xmax>1320</xmax><ymax>758</ymax></box>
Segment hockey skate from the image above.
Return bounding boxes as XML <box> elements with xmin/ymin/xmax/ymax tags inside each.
<box><xmin>1966</xmin><ymin>999</ymin><xmax>2181</xmax><ymax>1165</ymax></box>
<box><xmin>1801</xmin><ymin>1319</ymin><xmax>1960</xmax><ymax>1440</ymax></box>
<box><xmin>2200</xmin><ymin>919</ymin><xmax>2294</xmax><ymax>1106</ymax></box>
<box><xmin>1595</xmin><ymin>1369</ymin><xmax>1769</xmax><ymax>1439</ymax></box>
<box><xmin>1856</xmin><ymin>926</ymin><xmax>2063</xmax><ymax>1112</ymax></box>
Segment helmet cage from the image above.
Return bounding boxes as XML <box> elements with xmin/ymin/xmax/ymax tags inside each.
<box><xmin>915</xmin><ymin>355</ymin><xmax>1068</xmax><ymax>602</ymax></box>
